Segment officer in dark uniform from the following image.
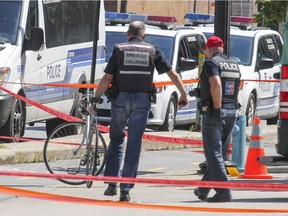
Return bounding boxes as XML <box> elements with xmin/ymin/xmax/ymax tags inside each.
<box><xmin>95</xmin><ymin>21</ymin><xmax>188</xmax><ymax>202</ymax></box>
<box><xmin>194</xmin><ymin>36</ymin><xmax>241</xmax><ymax>203</ymax></box>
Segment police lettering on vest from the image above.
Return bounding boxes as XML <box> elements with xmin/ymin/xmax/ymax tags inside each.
<box><xmin>115</xmin><ymin>40</ymin><xmax>156</xmax><ymax>92</ymax></box>
<box><xmin>213</xmin><ymin>55</ymin><xmax>241</xmax><ymax>109</ymax></box>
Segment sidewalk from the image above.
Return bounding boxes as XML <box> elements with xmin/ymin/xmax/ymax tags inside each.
<box><xmin>0</xmin><ymin>124</ymin><xmax>277</xmax><ymax>165</ymax></box>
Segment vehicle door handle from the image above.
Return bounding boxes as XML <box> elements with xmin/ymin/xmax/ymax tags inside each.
<box><xmin>37</xmin><ymin>54</ymin><xmax>42</xmax><ymax>61</ymax></box>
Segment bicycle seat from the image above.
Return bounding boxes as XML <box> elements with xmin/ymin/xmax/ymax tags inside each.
<box><xmin>91</xmin><ymin>96</ymin><xmax>103</xmax><ymax>104</ymax></box>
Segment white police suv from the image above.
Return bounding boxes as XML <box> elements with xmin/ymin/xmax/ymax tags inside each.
<box><xmin>184</xmin><ymin>13</ymin><xmax>283</xmax><ymax>126</ymax></box>
<box><xmin>97</xmin><ymin>12</ymin><xmax>207</xmax><ymax>131</ymax></box>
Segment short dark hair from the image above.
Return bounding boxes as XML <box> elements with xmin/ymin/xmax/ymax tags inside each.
<box><xmin>127</xmin><ymin>21</ymin><xmax>146</xmax><ymax>37</ymax></box>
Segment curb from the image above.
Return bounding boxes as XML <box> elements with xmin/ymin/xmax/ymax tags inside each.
<box><xmin>0</xmin><ymin>125</ymin><xmax>277</xmax><ymax>165</ymax></box>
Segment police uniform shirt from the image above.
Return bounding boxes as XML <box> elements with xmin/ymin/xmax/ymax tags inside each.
<box><xmin>200</xmin><ymin>52</ymin><xmax>240</xmax><ymax>108</ymax></box>
<box><xmin>200</xmin><ymin>52</ymin><xmax>226</xmax><ymax>102</ymax></box>
<box><xmin>104</xmin><ymin>37</ymin><xmax>172</xmax><ymax>91</ymax></box>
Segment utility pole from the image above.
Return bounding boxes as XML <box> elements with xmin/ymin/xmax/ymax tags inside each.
<box><xmin>214</xmin><ymin>0</ymin><xmax>231</xmax><ymax>57</ymax></box>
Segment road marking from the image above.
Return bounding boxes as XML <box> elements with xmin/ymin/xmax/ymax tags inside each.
<box><xmin>147</xmin><ymin>167</ymin><xmax>167</xmax><ymax>171</ymax></box>
<box><xmin>18</xmin><ymin>177</ymin><xmax>36</xmax><ymax>180</ymax></box>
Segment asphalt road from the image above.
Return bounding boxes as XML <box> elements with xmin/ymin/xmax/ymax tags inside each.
<box><xmin>0</xmin><ymin>121</ymin><xmax>288</xmax><ymax>216</ymax></box>
<box><xmin>1</xmin><ymin>146</ymin><xmax>288</xmax><ymax>216</ymax></box>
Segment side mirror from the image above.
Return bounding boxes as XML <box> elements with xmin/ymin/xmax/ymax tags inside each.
<box><xmin>180</xmin><ymin>58</ymin><xmax>196</xmax><ymax>71</ymax></box>
<box><xmin>273</xmin><ymin>72</ymin><xmax>280</xmax><ymax>79</ymax></box>
<box><xmin>25</xmin><ymin>27</ymin><xmax>44</xmax><ymax>51</ymax></box>
<box><xmin>258</xmin><ymin>57</ymin><xmax>274</xmax><ymax>70</ymax></box>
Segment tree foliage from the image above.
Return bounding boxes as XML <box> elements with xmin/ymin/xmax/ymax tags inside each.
<box><xmin>253</xmin><ymin>0</ymin><xmax>288</xmax><ymax>29</ymax></box>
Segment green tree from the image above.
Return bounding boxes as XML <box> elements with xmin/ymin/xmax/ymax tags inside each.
<box><xmin>253</xmin><ymin>0</ymin><xmax>288</xmax><ymax>30</ymax></box>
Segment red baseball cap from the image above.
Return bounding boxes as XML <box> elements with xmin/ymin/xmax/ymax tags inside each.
<box><xmin>205</xmin><ymin>36</ymin><xmax>224</xmax><ymax>49</ymax></box>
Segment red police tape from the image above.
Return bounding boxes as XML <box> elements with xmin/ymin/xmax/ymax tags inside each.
<box><xmin>1</xmin><ymin>185</ymin><xmax>288</xmax><ymax>213</ymax></box>
<box><xmin>0</xmin><ymin>85</ymin><xmax>203</xmax><ymax>146</ymax></box>
<box><xmin>0</xmin><ymin>80</ymin><xmax>286</xmax><ymax>213</ymax></box>
<box><xmin>3</xmin><ymin>78</ymin><xmax>279</xmax><ymax>89</ymax></box>
<box><xmin>1</xmin><ymin>170</ymin><xmax>288</xmax><ymax>213</ymax></box>
<box><xmin>0</xmin><ymin>170</ymin><xmax>288</xmax><ymax>191</ymax></box>
<box><xmin>0</xmin><ymin>86</ymin><xmax>82</xmax><ymax>123</ymax></box>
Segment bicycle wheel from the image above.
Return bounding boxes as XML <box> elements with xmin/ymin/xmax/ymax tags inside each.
<box><xmin>43</xmin><ymin>121</ymin><xmax>87</xmax><ymax>185</ymax></box>
<box><xmin>86</xmin><ymin>125</ymin><xmax>107</xmax><ymax>188</ymax></box>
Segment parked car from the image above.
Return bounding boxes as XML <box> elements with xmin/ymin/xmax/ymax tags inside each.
<box><xmin>184</xmin><ymin>13</ymin><xmax>283</xmax><ymax>126</ymax></box>
<box><xmin>97</xmin><ymin>12</ymin><xmax>207</xmax><ymax>131</ymax></box>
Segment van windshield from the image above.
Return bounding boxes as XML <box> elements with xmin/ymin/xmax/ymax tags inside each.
<box><xmin>106</xmin><ymin>31</ymin><xmax>174</xmax><ymax>64</ymax></box>
<box><xmin>0</xmin><ymin>1</ymin><xmax>22</xmax><ymax>44</ymax></box>
<box><xmin>204</xmin><ymin>32</ymin><xmax>253</xmax><ymax>66</ymax></box>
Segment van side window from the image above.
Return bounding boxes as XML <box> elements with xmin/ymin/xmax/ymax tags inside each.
<box><xmin>257</xmin><ymin>37</ymin><xmax>267</xmax><ymax>60</ymax></box>
<box><xmin>266</xmin><ymin>35</ymin><xmax>281</xmax><ymax>64</ymax></box>
<box><xmin>186</xmin><ymin>35</ymin><xmax>201</xmax><ymax>65</ymax></box>
<box><xmin>177</xmin><ymin>39</ymin><xmax>188</xmax><ymax>72</ymax></box>
<box><xmin>25</xmin><ymin>0</ymin><xmax>39</xmax><ymax>39</ymax></box>
<box><xmin>43</xmin><ymin>0</ymin><xmax>96</xmax><ymax>48</ymax></box>
<box><xmin>274</xmin><ymin>35</ymin><xmax>283</xmax><ymax>63</ymax></box>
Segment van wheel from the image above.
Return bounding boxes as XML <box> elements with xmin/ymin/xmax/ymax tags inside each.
<box><xmin>159</xmin><ymin>96</ymin><xmax>176</xmax><ymax>131</ymax></box>
<box><xmin>46</xmin><ymin>118</ymin><xmax>66</xmax><ymax>137</ymax></box>
<box><xmin>246</xmin><ymin>93</ymin><xmax>256</xmax><ymax>126</ymax></box>
<box><xmin>0</xmin><ymin>98</ymin><xmax>25</xmax><ymax>143</ymax></box>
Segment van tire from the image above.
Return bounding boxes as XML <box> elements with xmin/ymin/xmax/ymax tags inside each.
<box><xmin>246</xmin><ymin>93</ymin><xmax>256</xmax><ymax>126</ymax></box>
<box><xmin>0</xmin><ymin>98</ymin><xmax>26</xmax><ymax>143</ymax></box>
<box><xmin>46</xmin><ymin>118</ymin><xmax>66</xmax><ymax>137</ymax></box>
<box><xmin>159</xmin><ymin>96</ymin><xmax>176</xmax><ymax>132</ymax></box>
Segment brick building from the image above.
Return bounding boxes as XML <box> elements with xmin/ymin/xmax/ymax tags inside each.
<box><xmin>104</xmin><ymin>0</ymin><xmax>257</xmax><ymax>25</ymax></box>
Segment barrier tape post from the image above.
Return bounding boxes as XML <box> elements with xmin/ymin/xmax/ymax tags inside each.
<box><xmin>232</xmin><ymin>115</ymin><xmax>246</xmax><ymax>172</ymax></box>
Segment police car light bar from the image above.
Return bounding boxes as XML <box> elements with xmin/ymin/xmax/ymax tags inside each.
<box><xmin>146</xmin><ymin>15</ymin><xmax>177</xmax><ymax>29</ymax></box>
<box><xmin>105</xmin><ymin>12</ymin><xmax>130</xmax><ymax>25</ymax></box>
<box><xmin>129</xmin><ymin>14</ymin><xmax>147</xmax><ymax>22</ymax></box>
<box><xmin>184</xmin><ymin>13</ymin><xmax>214</xmax><ymax>25</ymax></box>
<box><xmin>231</xmin><ymin>16</ymin><xmax>254</xmax><ymax>26</ymax></box>
<box><xmin>105</xmin><ymin>12</ymin><xmax>177</xmax><ymax>29</ymax></box>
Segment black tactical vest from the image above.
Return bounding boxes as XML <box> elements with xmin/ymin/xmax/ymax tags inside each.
<box><xmin>114</xmin><ymin>40</ymin><xmax>156</xmax><ymax>92</ymax></box>
<box><xmin>212</xmin><ymin>55</ymin><xmax>241</xmax><ymax>108</ymax></box>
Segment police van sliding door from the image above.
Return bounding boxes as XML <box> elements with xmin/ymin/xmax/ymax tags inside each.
<box><xmin>38</xmin><ymin>0</ymin><xmax>101</xmax><ymax>120</ymax></box>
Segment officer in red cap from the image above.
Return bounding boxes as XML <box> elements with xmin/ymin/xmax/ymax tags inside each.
<box><xmin>194</xmin><ymin>36</ymin><xmax>241</xmax><ymax>202</ymax></box>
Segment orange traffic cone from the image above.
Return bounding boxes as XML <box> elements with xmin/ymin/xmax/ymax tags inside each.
<box><xmin>240</xmin><ymin>118</ymin><xmax>273</xmax><ymax>179</ymax></box>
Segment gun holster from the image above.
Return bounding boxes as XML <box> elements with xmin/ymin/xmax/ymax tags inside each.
<box><xmin>197</xmin><ymin>100</ymin><xmax>211</xmax><ymax>115</ymax></box>
<box><xmin>104</xmin><ymin>82</ymin><xmax>119</xmax><ymax>103</ymax></box>
<box><xmin>149</xmin><ymin>84</ymin><xmax>157</xmax><ymax>103</ymax></box>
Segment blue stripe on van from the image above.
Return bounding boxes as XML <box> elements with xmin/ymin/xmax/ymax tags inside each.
<box><xmin>26</xmin><ymin>45</ymin><xmax>105</xmax><ymax>105</ymax></box>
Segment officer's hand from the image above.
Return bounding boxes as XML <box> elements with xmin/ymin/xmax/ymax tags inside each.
<box><xmin>178</xmin><ymin>95</ymin><xmax>188</xmax><ymax>107</ymax></box>
<box><xmin>212</xmin><ymin>108</ymin><xmax>221</xmax><ymax>117</ymax></box>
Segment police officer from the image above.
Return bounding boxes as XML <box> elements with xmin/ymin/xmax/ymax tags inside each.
<box><xmin>194</xmin><ymin>36</ymin><xmax>240</xmax><ymax>202</ymax></box>
<box><xmin>95</xmin><ymin>21</ymin><xmax>188</xmax><ymax>202</ymax></box>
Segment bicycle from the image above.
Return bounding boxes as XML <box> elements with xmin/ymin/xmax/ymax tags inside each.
<box><xmin>43</xmin><ymin>91</ymin><xmax>107</xmax><ymax>188</ymax></box>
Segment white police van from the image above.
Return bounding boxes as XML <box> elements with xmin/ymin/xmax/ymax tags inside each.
<box><xmin>97</xmin><ymin>12</ymin><xmax>207</xmax><ymax>131</ymax></box>
<box><xmin>0</xmin><ymin>0</ymin><xmax>106</xmax><ymax>142</ymax></box>
<box><xmin>184</xmin><ymin>13</ymin><xmax>283</xmax><ymax>126</ymax></box>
